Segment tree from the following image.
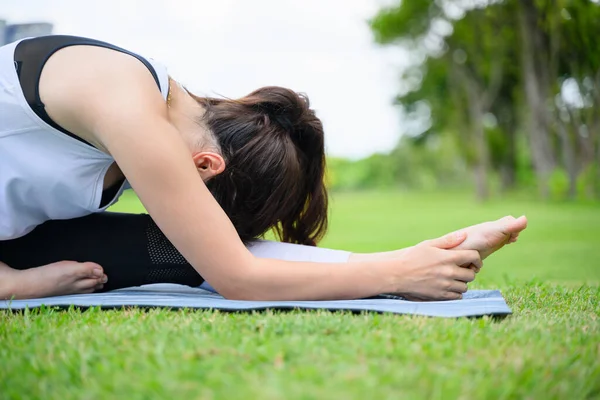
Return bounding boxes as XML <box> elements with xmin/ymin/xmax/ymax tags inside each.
<box><xmin>372</xmin><ymin>0</ymin><xmax>518</xmax><ymax>200</ymax></box>
<box><xmin>370</xmin><ymin>0</ymin><xmax>600</xmax><ymax>200</ymax></box>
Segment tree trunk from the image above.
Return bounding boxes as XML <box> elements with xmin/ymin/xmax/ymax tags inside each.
<box><xmin>500</xmin><ymin>124</ymin><xmax>517</xmax><ymax>191</ymax></box>
<box><xmin>593</xmin><ymin>73</ymin><xmax>600</xmax><ymax>193</ymax></box>
<box><xmin>578</xmin><ymin>117</ymin><xmax>595</xmax><ymax>168</ymax></box>
<box><xmin>556</xmin><ymin>116</ymin><xmax>578</xmax><ymax>198</ymax></box>
<box><xmin>473</xmin><ymin>121</ymin><xmax>489</xmax><ymax>201</ymax></box>
<box><xmin>466</xmin><ymin>81</ymin><xmax>490</xmax><ymax>201</ymax></box>
<box><xmin>518</xmin><ymin>0</ymin><xmax>557</xmax><ymax>198</ymax></box>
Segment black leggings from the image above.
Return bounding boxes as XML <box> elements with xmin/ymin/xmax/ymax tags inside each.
<box><xmin>0</xmin><ymin>213</ymin><xmax>204</xmax><ymax>292</ymax></box>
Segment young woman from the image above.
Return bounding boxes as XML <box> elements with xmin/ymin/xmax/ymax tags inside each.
<box><xmin>0</xmin><ymin>35</ymin><xmax>527</xmax><ymax>301</ymax></box>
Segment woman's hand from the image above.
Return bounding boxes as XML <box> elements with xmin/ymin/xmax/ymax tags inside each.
<box><xmin>390</xmin><ymin>232</ymin><xmax>481</xmax><ymax>301</ymax></box>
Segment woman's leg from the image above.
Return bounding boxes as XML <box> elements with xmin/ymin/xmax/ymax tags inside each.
<box><xmin>0</xmin><ymin>212</ymin><xmax>351</xmax><ymax>295</ymax></box>
<box><xmin>0</xmin><ymin>213</ymin><xmax>204</xmax><ymax>293</ymax></box>
<box><xmin>246</xmin><ymin>239</ymin><xmax>350</xmax><ymax>263</ymax></box>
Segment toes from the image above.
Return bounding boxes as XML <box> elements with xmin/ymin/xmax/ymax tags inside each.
<box><xmin>498</xmin><ymin>216</ymin><xmax>516</xmax><ymax>227</ymax></box>
<box><xmin>41</xmin><ymin>261</ymin><xmax>104</xmax><ymax>280</ymax></box>
<box><xmin>74</xmin><ymin>278</ymin><xmax>101</xmax><ymax>291</ymax></box>
<box><xmin>94</xmin><ymin>276</ymin><xmax>107</xmax><ymax>291</ymax></box>
<box><xmin>516</xmin><ymin>215</ymin><xmax>528</xmax><ymax>229</ymax></box>
<box><xmin>496</xmin><ymin>216</ymin><xmax>515</xmax><ymax>235</ymax></box>
<box><xmin>504</xmin><ymin>216</ymin><xmax>527</xmax><ymax>235</ymax></box>
<box><xmin>512</xmin><ymin>216</ymin><xmax>527</xmax><ymax>229</ymax></box>
<box><xmin>75</xmin><ymin>262</ymin><xmax>104</xmax><ymax>279</ymax></box>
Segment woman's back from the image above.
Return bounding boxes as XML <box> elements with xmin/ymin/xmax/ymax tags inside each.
<box><xmin>0</xmin><ymin>36</ymin><xmax>169</xmax><ymax>240</ymax></box>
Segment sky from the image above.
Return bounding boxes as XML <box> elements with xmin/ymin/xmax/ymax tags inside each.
<box><xmin>2</xmin><ymin>0</ymin><xmax>409</xmax><ymax>159</ymax></box>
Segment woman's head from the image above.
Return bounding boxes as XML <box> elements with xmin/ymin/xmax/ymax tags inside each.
<box><xmin>188</xmin><ymin>86</ymin><xmax>328</xmax><ymax>246</ymax></box>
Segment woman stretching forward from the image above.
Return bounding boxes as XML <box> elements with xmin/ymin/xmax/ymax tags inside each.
<box><xmin>0</xmin><ymin>35</ymin><xmax>527</xmax><ymax>300</ymax></box>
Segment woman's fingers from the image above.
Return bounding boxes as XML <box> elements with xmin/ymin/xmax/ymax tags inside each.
<box><xmin>443</xmin><ymin>290</ymin><xmax>463</xmax><ymax>300</ymax></box>
<box><xmin>452</xmin><ymin>266</ymin><xmax>476</xmax><ymax>283</ymax></box>
<box><xmin>396</xmin><ymin>243</ymin><xmax>483</xmax><ymax>301</ymax></box>
<box><xmin>425</xmin><ymin>231</ymin><xmax>468</xmax><ymax>250</ymax></box>
<box><xmin>448</xmin><ymin>280</ymin><xmax>468</xmax><ymax>294</ymax></box>
<box><xmin>452</xmin><ymin>249</ymin><xmax>482</xmax><ymax>269</ymax></box>
<box><xmin>466</xmin><ymin>263</ymin><xmax>481</xmax><ymax>273</ymax></box>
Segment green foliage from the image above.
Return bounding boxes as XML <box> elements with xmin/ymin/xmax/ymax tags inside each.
<box><xmin>368</xmin><ymin>0</ymin><xmax>600</xmax><ymax>200</ymax></box>
<box><xmin>486</xmin><ymin>126</ymin><xmax>509</xmax><ymax>167</ymax></box>
<box><xmin>327</xmin><ymin>154</ymin><xmax>397</xmax><ymax>190</ymax></box>
<box><xmin>327</xmin><ymin>133</ymin><xmax>470</xmax><ymax>191</ymax></box>
<box><xmin>577</xmin><ymin>162</ymin><xmax>600</xmax><ymax>201</ymax></box>
<box><xmin>548</xmin><ymin>168</ymin><xmax>571</xmax><ymax>200</ymax></box>
<box><xmin>369</xmin><ymin>1</ymin><xmax>435</xmax><ymax>44</ymax></box>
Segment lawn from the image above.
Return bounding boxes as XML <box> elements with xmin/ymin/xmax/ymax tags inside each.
<box><xmin>1</xmin><ymin>190</ymin><xmax>599</xmax><ymax>399</ymax></box>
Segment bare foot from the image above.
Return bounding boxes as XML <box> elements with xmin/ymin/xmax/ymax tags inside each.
<box><xmin>0</xmin><ymin>260</ymin><xmax>108</xmax><ymax>300</ymax></box>
<box><xmin>453</xmin><ymin>215</ymin><xmax>528</xmax><ymax>260</ymax></box>
<box><xmin>349</xmin><ymin>215</ymin><xmax>528</xmax><ymax>265</ymax></box>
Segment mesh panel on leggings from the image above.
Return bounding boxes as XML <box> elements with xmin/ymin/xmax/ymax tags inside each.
<box><xmin>145</xmin><ymin>219</ymin><xmax>203</xmax><ymax>286</ymax></box>
<box><xmin>146</xmin><ymin>219</ymin><xmax>188</xmax><ymax>265</ymax></box>
<box><xmin>146</xmin><ymin>266</ymin><xmax>202</xmax><ymax>284</ymax></box>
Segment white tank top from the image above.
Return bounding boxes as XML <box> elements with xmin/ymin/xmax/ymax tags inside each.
<box><xmin>0</xmin><ymin>38</ymin><xmax>170</xmax><ymax>240</ymax></box>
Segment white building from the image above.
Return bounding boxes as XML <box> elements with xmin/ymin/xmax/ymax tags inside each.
<box><xmin>1</xmin><ymin>21</ymin><xmax>53</xmax><ymax>45</ymax></box>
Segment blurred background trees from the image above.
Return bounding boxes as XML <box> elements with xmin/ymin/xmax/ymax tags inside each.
<box><xmin>329</xmin><ymin>0</ymin><xmax>600</xmax><ymax>201</ymax></box>
<box><xmin>3</xmin><ymin>1</ymin><xmax>599</xmax><ymax>201</ymax></box>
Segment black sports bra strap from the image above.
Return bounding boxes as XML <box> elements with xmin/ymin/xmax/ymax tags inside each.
<box><xmin>13</xmin><ymin>35</ymin><xmax>163</xmax><ymax>148</ymax></box>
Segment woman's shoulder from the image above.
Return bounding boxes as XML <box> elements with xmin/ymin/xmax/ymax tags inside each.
<box><xmin>38</xmin><ymin>42</ymin><xmax>170</xmax><ymax>140</ymax></box>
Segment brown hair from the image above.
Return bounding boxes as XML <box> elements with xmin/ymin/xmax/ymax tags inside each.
<box><xmin>189</xmin><ymin>86</ymin><xmax>328</xmax><ymax>246</ymax></box>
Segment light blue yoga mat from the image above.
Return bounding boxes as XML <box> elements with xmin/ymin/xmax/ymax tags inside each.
<box><xmin>0</xmin><ymin>284</ymin><xmax>511</xmax><ymax>318</ymax></box>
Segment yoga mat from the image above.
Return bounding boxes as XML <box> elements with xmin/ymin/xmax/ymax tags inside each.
<box><xmin>0</xmin><ymin>284</ymin><xmax>511</xmax><ymax>318</ymax></box>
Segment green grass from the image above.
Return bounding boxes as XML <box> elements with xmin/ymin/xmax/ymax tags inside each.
<box><xmin>1</xmin><ymin>190</ymin><xmax>599</xmax><ymax>399</ymax></box>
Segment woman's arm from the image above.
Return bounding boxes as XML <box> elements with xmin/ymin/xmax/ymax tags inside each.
<box><xmin>198</xmin><ymin>239</ymin><xmax>395</xmax><ymax>293</ymax></box>
<box><xmin>46</xmin><ymin>51</ymin><xmax>480</xmax><ymax>301</ymax></box>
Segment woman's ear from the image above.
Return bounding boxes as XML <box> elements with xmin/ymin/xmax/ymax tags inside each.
<box><xmin>191</xmin><ymin>151</ymin><xmax>225</xmax><ymax>181</ymax></box>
